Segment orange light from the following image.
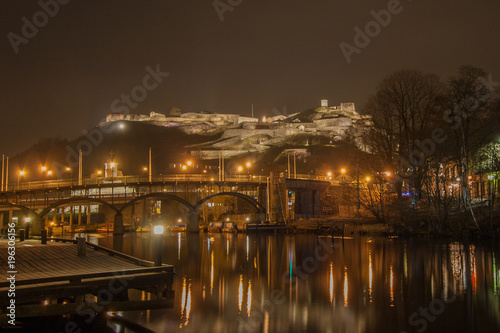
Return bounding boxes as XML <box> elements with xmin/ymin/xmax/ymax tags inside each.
<box><xmin>341</xmin><ymin>168</ymin><xmax>346</xmax><ymax>174</ymax></box>
<box><xmin>19</xmin><ymin>170</ymin><xmax>25</xmax><ymax>176</ymax></box>
<box><xmin>66</xmin><ymin>167</ymin><xmax>71</xmax><ymax>171</ymax></box>
<box><xmin>366</xmin><ymin>177</ymin><xmax>370</xmax><ymax>182</ymax></box>
<box><xmin>143</xmin><ymin>167</ymin><xmax>148</xmax><ymax>171</ymax></box>
<box><xmin>468</xmin><ymin>175</ymin><xmax>472</xmax><ymax>180</ymax></box>
<box><xmin>41</xmin><ymin>166</ymin><xmax>47</xmax><ymax>172</ymax></box>
<box><xmin>246</xmin><ymin>162</ymin><xmax>251</xmax><ymax>167</ymax></box>
<box><xmin>182</xmin><ymin>165</ymin><xmax>187</xmax><ymax>170</ymax></box>
<box><xmin>186</xmin><ymin>161</ymin><xmax>192</xmax><ymax>166</ymax></box>
<box><xmin>238</xmin><ymin>166</ymin><xmax>243</xmax><ymax>172</ymax></box>
<box><xmin>327</xmin><ymin>172</ymin><xmax>332</xmax><ymax>177</ymax></box>
<box><xmin>97</xmin><ymin>170</ymin><xmax>102</xmax><ymax>175</ymax></box>
<box><xmin>47</xmin><ymin>170</ymin><xmax>52</xmax><ymax>176</ymax></box>
<box><xmin>385</xmin><ymin>172</ymin><xmax>391</xmax><ymax>177</ymax></box>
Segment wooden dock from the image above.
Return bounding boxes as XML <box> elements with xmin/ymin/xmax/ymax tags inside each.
<box><xmin>0</xmin><ymin>238</ymin><xmax>175</xmax><ymax>323</ymax></box>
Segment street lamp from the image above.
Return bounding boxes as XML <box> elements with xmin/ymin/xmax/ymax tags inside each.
<box><xmin>18</xmin><ymin>170</ymin><xmax>25</xmax><ymax>189</ymax></box>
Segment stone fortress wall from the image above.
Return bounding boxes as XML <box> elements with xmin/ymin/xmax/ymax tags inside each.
<box><xmin>103</xmin><ymin>101</ymin><xmax>371</xmax><ymax>159</ymax></box>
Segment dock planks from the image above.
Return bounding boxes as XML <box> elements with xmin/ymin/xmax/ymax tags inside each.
<box><xmin>0</xmin><ymin>238</ymin><xmax>175</xmax><ymax>322</ymax></box>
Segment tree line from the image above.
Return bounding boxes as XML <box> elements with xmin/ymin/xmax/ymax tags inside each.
<box><xmin>355</xmin><ymin>65</ymin><xmax>500</xmax><ymax>233</ymax></box>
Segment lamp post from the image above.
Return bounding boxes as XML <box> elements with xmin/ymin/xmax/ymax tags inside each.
<box><xmin>18</xmin><ymin>170</ymin><xmax>25</xmax><ymax>190</ymax></box>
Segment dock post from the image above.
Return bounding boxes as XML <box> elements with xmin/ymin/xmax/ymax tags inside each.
<box><xmin>77</xmin><ymin>237</ymin><xmax>86</xmax><ymax>256</ymax></box>
<box><xmin>41</xmin><ymin>229</ymin><xmax>47</xmax><ymax>244</ymax></box>
<box><xmin>153</xmin><ymin>227</ymin><xmax>163</xmax><ymax>266</ymax></box>
<box><xmin>154</xmin><ymin>236</ymin><xmax>162</xmax><ymax>266</ymax></box>
<box><xmin>19</xmin><ymin>229</ymin><xmax>25</xmax><ymax>242</ymax></box>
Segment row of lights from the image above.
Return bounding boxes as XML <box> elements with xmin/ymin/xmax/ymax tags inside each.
<box><xmin>17</xmin><ymin>165</ymin><xmax>72</xmax><ymax>178</ymax></box>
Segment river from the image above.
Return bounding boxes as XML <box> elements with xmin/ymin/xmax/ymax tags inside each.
<box><xmin>96</xmin><ymin>233</ymin><xmax>500</xmax><ymax>333</ymax></box>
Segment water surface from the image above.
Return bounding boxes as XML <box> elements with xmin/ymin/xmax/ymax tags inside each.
<box><xmin>98</xmin><ymin>233</ymin><xmax>500</xmax><ymax>333</ymax></box>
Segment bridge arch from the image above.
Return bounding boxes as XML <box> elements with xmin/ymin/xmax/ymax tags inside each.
<box><xmin>38</xmin><ymin>197</ymin><xmax>120</xmax><ymax>219</ymax></box>
<box><xmin>118</xmin><ymin>193</ymin><xmax>196</xmax><ymax>214</ymax></box>
<box><xmin>194</xmin><ymin>192</ymin><xmax>266</xmax><ymax>213</ymax></box>
<box><xmin>0</xmin><ymin>202</ymin><xmax>38</xmax><ymax>217</ymax></box>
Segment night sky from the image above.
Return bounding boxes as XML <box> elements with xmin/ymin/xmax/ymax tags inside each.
<box><xmin>1</xmin><ymin>0</ymin><xmax>499</xmax><ymax>156</ymax></box>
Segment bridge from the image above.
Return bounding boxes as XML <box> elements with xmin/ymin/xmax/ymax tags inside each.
<box><xmin>0</xmin><ymin>173</ymin><xmax>330</xmax><ymax>235</ymax></box>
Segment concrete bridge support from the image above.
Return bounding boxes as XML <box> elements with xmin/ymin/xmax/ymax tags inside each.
<box><xmin>113</xmin><ymin>213</ymin><xmax>124</xmax><ymax>235</ymax></box>
<box><xmin>186</xmin><ymin>211</ymin><xmax>200</xmax><ymax>233</ymax></box>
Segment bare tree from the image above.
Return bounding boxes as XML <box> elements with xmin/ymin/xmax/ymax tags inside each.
<box><xmin>362</xmin><ymin>70</ymin><xmax>443</xmax><ymax>199</ymax></box>
<box><xmin>444</xmin><ymin>65</ymin><xmax>497</xmax><ymax>229</ymax></box>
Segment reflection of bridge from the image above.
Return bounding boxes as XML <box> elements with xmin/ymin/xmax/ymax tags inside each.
<box><xmin>0</xmin><ymin>174</ymin><xmax>329</xmax><ymax>235</ymax></box>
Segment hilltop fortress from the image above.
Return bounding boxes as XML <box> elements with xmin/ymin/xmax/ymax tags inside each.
<box><xmin>102</xmin><ymin>100</ymin><xmax>371</xmax><ymax>159</ymax></box>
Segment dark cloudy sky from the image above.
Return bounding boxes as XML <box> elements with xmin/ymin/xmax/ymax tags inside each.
<box><xmin>1</xmin><ymin>0</ymin><xmax>499</xmax><ymax>156</ymax></box>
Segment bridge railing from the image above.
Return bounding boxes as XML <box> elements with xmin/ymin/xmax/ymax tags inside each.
<box><xmin>5</xmin><ymin>173</ymin><xmax>335</xmax><ymax>192</ymax></box>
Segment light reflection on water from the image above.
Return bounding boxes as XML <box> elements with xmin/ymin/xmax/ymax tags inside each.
<box><xmin>98</xmin><ymin>234</ymin><xmax>500</xmax><ymax>333</ymax></box>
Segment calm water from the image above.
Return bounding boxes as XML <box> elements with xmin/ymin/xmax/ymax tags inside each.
<box><xmin>97</xmin><ymin>233</ymin><xmax>500</xmax><ymax>333</ymax></box>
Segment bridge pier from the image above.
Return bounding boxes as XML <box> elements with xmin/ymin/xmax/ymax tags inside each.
<box><xmin>186</xmin><ymin>211</ymin><xmax>199</xmax><ymax>233</ymax></box>
<box><xmin>113</xmin><ymin>213</ymin><xmax>124</xmax><ymax>235</ymax></box>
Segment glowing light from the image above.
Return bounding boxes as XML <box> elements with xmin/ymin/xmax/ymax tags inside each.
<box><xmin>210</xmin><ymin>251</ymin><xmax>214</xmax><ymax>295</ymax></box>
<box><xmin>153</xmin><ymin>225</ymin><xmax>163</xmax><ymax>235</ymax></box>
<box><xmin>389</xmin><ymin>265</ymin><xmax>394</xmax><ymax>307</ymax></box>
<box><xmin>19</xmin><ymin>170</ymin><xmax>25</xmax><ymax>176</ymax></box>
<box><xmin>178</xmin><ymin>232</ymin><xmax>181</xmax><ymax>260</ymax></box>
<box><xmin>247</xmin><ymin>279</ymin><xmax>252</xmax><ymax>317</ymax></box>
<box><xmin>341</xmin><ymin>168</ymin><xmax>346</xmax><ymax>174</ymax></box>
<box><xmin>110</xmin><ymin>162</ymin><xmax>115</xmax><ymax>168</ymax></box>
<box><xmin>47</xmin><ymin>170</ymin><xmax>52</xmax><ymax>176</ymax></box>
<box><xmin>185</xmin><ymin>284</ymin><xmax>192</xmax><ymax>326</ymax></box>
<box><xmin>262</xmin><ymin>116</ymin><xmax>267</xmax><ymax>122</ymax></box>
<box><xmin>182</xmin><ymin>165</ymin><xmax>187</xmax><ymax>170</ymax></box>
<box><xmin>97</xmin><ymin>170</ymin><xmax>102</xmax><ymax>175</ymax></box>
<box><xmin>385</xmin><ymin>171</ymin><xmax>391</xmax><ymax>176</ymax></box>
<box><xmin>238</xmin><ymin>166</ymin><xmax>243</xmax><ymax>172</ymax></box>
<box><xmin>41</xmin><ymin>166</ymin><xmax>47</xmax><ymax>172</ymax></box>
<box><xmin>343</xmin><ymin>266</ymin><xmax>348</xmax><ymax>307</ymax></box>
<box><xmin>327</xmin><ymin>172</ymin><xmax>332</xmax><ymax>177</ymax></box>
<box><xmin>66</xmin><ymin>167</ymin><xmax>71</xmax><ymax>171</ymax></box>
<box><xmin>369</xmin><ymin>251</ymin><xmax>373</xmax><ymax>303</ymax></box>
<box><xmin>143</xmin><ymin>167</ymin><xmax>148</xmax><ymax>171</ymax></box>
<box><xmin>366</xmin><ymin>177</ymin><xmax>370</xmax><ymax>182</ymax></box>
<box><xmin>238</xmin><ymin>274</ymin><xmax>243</xmax><ymax>312</ymax></box>
<box><xmin>186</xmin><ymin>161</ymin><xmax>192</xmax><ymax>166</ymax></box>
<box><xmin>246</xmin><ymin>162</ymin><xmax>251</xmax><ymax>167</ymax></box>
<box><xmin>329</xmin><ymin>262</ymin><xmax>334</xmax><ymax>305</ymax></box>
<box><xmin>181</xmin><ymin>277</ymin><xmax>187</xmax><ymax>314</ymax></box>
